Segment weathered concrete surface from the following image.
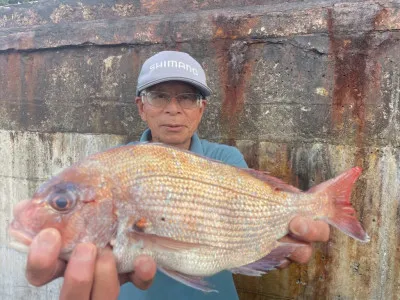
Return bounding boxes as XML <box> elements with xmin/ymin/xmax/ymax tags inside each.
<box><xmin>235</xmin><ymin>141</ymin><xmax>400</xmax><ymax>299</ymax></box>
<box><xmin>0</xmin><ymin>0</ymin><xmax>399</xmax><ymax>299</ymax></box>
<box><xmin>0</xmin><ymin>131</ymin><xmax>125</xmax><ymax>299</ymax></box>
<box><xmin>1</xmin><ymin>1</ymin><xmax>400</xmax><ymax>51</ymax></box>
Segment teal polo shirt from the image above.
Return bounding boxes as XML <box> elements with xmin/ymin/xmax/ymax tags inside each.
<box><xmin>119</xmin><ymin>129</ymin><xmax>248</xmax><ymax>300</ymax></box>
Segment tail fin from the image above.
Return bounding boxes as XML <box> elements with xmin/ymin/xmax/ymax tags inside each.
<box><xmin>307</xmin><ymin>167</ymin><xmax>370</xmax><ymax>243</ymax></box>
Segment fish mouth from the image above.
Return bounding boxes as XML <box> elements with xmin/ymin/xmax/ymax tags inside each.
<box><xmin>8</xmin><ymin>222</ymin><xmax>34</xmax><ymax>253</ymax></box>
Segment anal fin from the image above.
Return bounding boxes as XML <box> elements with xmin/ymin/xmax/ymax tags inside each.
<box><xmin>158</xmin><ymin>267</ymin><xmax>218</xmax><ymax>293</ymax></box>
<box><xmin>230</xmin><ymin>242</ymin><xmax>304</xmax><ymax>276</ymax></box>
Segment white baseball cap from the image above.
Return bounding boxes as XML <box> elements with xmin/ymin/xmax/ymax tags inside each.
<box><xmin>136</xmin><ymin>51</ymin><xmax>212</xmax><ymax>97</ymax></box>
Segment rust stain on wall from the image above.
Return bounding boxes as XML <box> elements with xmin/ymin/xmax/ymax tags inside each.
<box><xmin>131</xmin><ymin>49</ymin><xmax>141</xmax><ymax>83</ymax></box>
<box><xmin>6</xmin><ymin>52</ymin><xmax>45</xmax><ymax>130</ymax></box>
<box><xmin>308</xmin><ymin>244</ymin><xmax>332</xmax><ymax>299</ymax></box>
<box><xmin>133</xmin><ymin>23</ymin><xmax>163</xmax><ymax>45</ymax></box>
<box><xmin>373</xmin><ymin>7</ymin><xmax>400</xmax><ymax>30</ymax></box>
<box><xmin>211</xmin><ymin>15</ymin><xmax>259</xmax><ymax>144</ymax></box>
<box><xmin>15</xmin><ymin>32</ymin><xmax>35</xmax><ymax>50</ymax></box>
<box><xmin>23</xmin><ymin>53</ymin><xmax>43</xmax><ymax>126</ymax></box>
<box><xmin>327</xmin><ymin>9</ymin><xmax>372</xmax><ymax>167</ymax></box>
<box><xmin>141</xmin><ymin>0</ymin><xmax>168</xmax><ymax>14</ymax></box>
<box><xmin>374</xmin><ymin>8</ymin><xmax>391</xmax><ymax>29</ymax></box>
<box><xmin>7</xmin><ymin>53</ymin><xmax>22</xmax><ymax>105</ymax></box>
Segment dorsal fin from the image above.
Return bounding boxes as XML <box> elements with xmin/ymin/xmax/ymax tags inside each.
<box><xmin>242</xmin><ymin>169</ymin><xmax>302</xmax><ymax>193</ymax></box>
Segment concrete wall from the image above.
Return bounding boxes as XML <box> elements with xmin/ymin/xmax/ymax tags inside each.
<box><xmin>1</xmin><ymin>0</ymin><xmax>399</xmax><ymax>299</ymax></box>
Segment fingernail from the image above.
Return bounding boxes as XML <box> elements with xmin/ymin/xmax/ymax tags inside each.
<box><xmin>73</xmin><ymin>244</ymin><xmax>96</xmax><ymax>261</ymax></box>
<box><xmin>292</xmin><ymin>218</ymin><xmax>308</xmax><ymax>236</ymax></box>
<box><xmin>277</xmin><ymin>259</ymin><xmax>291</xmax><ymax>269</ymax></box>
<box><xmin>37</xmin><ymin>229</ymin><xmax>59</xmax><ymax>249</ymax></box>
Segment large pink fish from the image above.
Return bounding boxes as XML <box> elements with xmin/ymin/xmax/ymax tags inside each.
<box><xmin>9</xmin><ymin>143</ymin><xmax>369</xmax><ymax>292</ymax></box>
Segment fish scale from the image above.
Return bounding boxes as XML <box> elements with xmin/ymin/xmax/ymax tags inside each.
<box><xmin>128</xmin><ymin>177</ymin><xmax>290</xmax><ymax>240</ymax></box>
<box><xmin>92</xmin><ymin>145</ymin><xmax>314</xmax><ymax>272</ymax></box>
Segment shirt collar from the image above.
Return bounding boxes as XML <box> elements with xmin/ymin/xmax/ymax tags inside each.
<box><xmin>139</xmin><ymin>128</ymin><xmax>204</xmax><ymax>155</ymax></box>
<box><xmin>139</xmin><ymin>128</ymin><xmax>152</xmax><ymax>142</ymax></box>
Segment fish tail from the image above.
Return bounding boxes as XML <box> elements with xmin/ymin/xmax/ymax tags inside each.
<box><xmin>308</xmin><ymin>167</ymin><xmax>370</xmax><ymax>243</ymax></box>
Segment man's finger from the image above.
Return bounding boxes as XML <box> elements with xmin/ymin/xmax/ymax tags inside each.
<box><xmin>287</xmin><ymin>244</ymin><xmax>313</xmax><ymax>264</ymax></box>
<box><xmin>60</xmin><ymin>243</ymin><xmax>97</xmax><ymax>300</ymax></box>
<box><xmin>289</xmin><ymin>217</ymin><xmax>330</xmax><ymax>242</ymax></box>
<box><xmin>26</xmin><ymin>228</ymin><xmax>66</xmax><ymax>286</ymax></box>
<box><xmin>276</xmin><ymin>258</ymin><xmax>291</xmax><ymax>269</ymax></box>
<box><xmin>91</xmin><ymin>247</ymin><xmax>120</xmax><ymax>300</ymax></box>
<box><xmin>278</xmin><ymin>235</ymin><xmax>311</xmax><ymax>265</ymax></box>
<box><xmin>128</xmin><ymin>255</ymin><xmax>157</xmax><ymax>290</ymax></box>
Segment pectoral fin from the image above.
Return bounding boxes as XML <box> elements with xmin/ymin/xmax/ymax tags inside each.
<box><xmin>127</xmin><ymin>216</ymin><xmax>206</xmax><ymax>251</ymax></box>
<box><xmin>129</xmin><ymin>230</ymin><xmax>205</xmax><ymax>252</ymax></box>
<box><xmin>158</xmin><ymin>267</ymin><xmax>218</xmax><ymax>293</ymax></box>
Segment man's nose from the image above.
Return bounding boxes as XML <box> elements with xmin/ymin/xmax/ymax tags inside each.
<box><xmin>164</xmin><ymin>97</ymin><xmax>182</xmax><ymax>114</ymax></box>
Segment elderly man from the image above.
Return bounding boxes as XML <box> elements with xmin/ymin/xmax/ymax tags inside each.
<box><xmin>25</xmin><ymin>51</ymin><xmax>330</xmax><ymax>300</ymax></box>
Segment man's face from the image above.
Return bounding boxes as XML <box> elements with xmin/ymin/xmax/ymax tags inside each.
<box><xmin>136</xmin><ymin>81</ymin><xmax>206</xmax><ymax>150</ymax></box>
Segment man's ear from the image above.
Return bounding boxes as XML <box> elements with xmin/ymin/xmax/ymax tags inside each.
<box><xmin>200</xmin><ymin>99</ymin><xmax>207</xmax><ymax>114</ymax></box>
<box><xmin>135</xmin><ymin>97</ymin><xmax>146</xmax><ymax>121</ymax></box>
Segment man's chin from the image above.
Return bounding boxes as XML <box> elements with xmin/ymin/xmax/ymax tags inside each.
<box><xmin>159</xmin><ymin>137</ymin><xmax>190</xmax><ymax>149</ymax></box>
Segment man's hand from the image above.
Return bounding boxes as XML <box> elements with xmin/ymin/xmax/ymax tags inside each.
<box><xmin>278</xmin><ymin>216</ymin><xmax>330</xmax><ymax>268</ymax></box>
<box><xmin>26</xmin><ymin>228</ymin><xmax>157</xmax><ymax>300</ymax></box>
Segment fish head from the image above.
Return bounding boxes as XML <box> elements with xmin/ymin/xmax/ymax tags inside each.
<box><xmin>9</xmin><ymin>165</ymin><xmax>117</xmax><ymax>257</ymax></box>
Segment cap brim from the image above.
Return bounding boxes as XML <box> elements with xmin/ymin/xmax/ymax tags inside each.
<box><xmin>136</xmin><ymin>77</ymin><xmax>212</xmax><ymax>97</ymax></box>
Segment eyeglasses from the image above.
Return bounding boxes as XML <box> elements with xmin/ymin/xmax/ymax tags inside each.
<box><xmin>141</xmin><ymin>91</ymin><xmax>204</xmax><ymax>109</ymax></box>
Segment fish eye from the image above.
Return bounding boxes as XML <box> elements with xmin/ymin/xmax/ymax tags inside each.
<box><xmin>55</xmin><ymin>197</ymin><xmax>69</xmax><ymax>209</ymax></box>
<box><xmin>49</xmin><ymin>194</ymin><xmax>76</xmax><ymax>212</ymax></box>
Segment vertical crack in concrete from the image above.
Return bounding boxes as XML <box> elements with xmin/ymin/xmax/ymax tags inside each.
<box><xmin>381</xmin><ymin>70</ymin><xmax>400</xmax><ymax>144</ymax></box>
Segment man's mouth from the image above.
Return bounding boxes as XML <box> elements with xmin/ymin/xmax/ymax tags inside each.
<box><xmin>163</xmin><ymin>124</ymin><xmax>185</xmax><ymax>131</ymax></box>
